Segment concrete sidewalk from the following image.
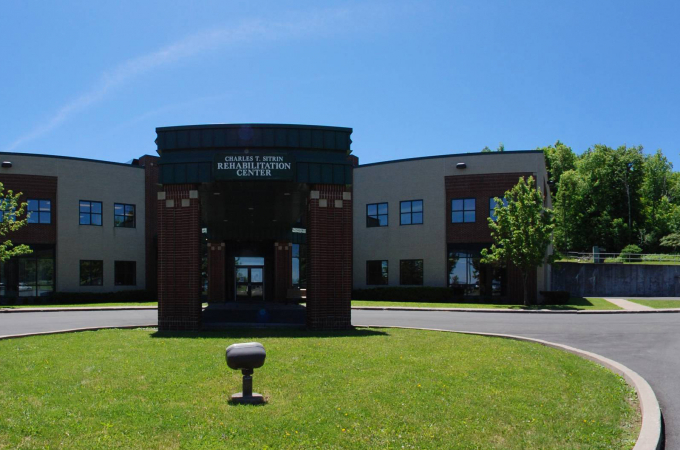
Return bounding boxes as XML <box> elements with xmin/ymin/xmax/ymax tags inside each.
<box><xmin>603</xmin><ymin>298</ymin><xmax>655</xmax><ymax>311</ymax></box>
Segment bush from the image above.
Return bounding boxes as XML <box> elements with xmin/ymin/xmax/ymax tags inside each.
<box><xmin>48</xmin><ymin>290</ymin><xmax>155</xmax><ymax>305</ymax></box>
<box><xmin>619</xmin><ymin>244</ymin><xmax>643</xmax><ymax>262</ymax></box>
<box><xmin>539</xmin><ymin>291</ymin><xmax>570</xmax><ymax>305</ymax></box>
<box><xmin>351</xmin><ymin>287</ymin><xmax>514</xmax><ymax>303</ymax></box>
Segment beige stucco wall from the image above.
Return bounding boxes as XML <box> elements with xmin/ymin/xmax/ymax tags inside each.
<box><xmin>0</xmin><ymin>154</ymin><xmax>146</xmax><ymax>292</ymax></box>
<box><xmin>353</xmin><ymin>151</ymin><xmax>551</xmax><ymax>296</ymax></box>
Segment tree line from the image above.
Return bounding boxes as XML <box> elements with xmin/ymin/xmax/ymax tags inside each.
<box><xmin>537</xmin><ymin>142</ymin><xmax>680</xmax><ymax>254</ymax></box>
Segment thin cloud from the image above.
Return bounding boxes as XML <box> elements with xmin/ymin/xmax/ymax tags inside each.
<box><xmin>4</xmin><ymin>6</ymin><xmax>366</xmax><ymax>152</ymax></box>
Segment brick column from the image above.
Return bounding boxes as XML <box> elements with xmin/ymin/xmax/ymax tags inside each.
<box><xmin>274</xmin><ymin>241</ymin><xmax>292</xmax><ymax>301</ymax></box>
<box><xmin>306</xmin><ymin>185</ymin><xmax>352</xmax><ymax>330</ymax></box>
<box><xmin>157</xmin><ymin>184</ymin><xmax>201</xmax><ymax>331</ymax></box>
<box><xmin>208</xmin><ymin>241</ymin><xmax>226</xmax><ymax>303</ymax></box>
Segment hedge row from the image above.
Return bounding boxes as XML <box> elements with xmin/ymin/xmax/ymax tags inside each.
<box><xmin>0</xmin><ymin>290</ymin><xmax>155</xmax><ymax>306</ymax></box>
<box><xmin>352</xmin><ymin>287</ymin><xmax>511</xmax><ymax>303</ymax></box>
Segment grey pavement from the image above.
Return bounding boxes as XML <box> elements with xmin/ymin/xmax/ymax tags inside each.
<box><xmin>1</xmin><ymin>309</ymin><xmax>678</xmax><ymax>448</ymax></box>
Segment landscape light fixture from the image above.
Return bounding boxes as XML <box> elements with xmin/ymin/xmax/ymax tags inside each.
<box><xmin>225</xmin><ymin>342</ymin><xmax>267</xmax><ymax>404</ymax></box>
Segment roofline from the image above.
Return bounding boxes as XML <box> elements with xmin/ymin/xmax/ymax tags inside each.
<box><xmin>156</xmin><ymin>123</ymin><xmax>353</xmax><ymax>133</ymax></box>
<box><xmin>356</xmin><ymin>150</ymin><xmax>545</xmax><ymax>168</ymax></box>
<box><xmin>0</xmin><ymin>152</ymin><xmax>145</xmax><ymax>169</ymax></box>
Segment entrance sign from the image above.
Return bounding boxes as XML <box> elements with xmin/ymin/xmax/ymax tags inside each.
<box><xmin>214</xmin><ymin>152</ymin><xmax>295</xmax><ymax>181</ymax></box>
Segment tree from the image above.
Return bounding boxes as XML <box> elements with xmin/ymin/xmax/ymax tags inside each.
<box><xmin>481</xmin><ymin>146</ymin><xmax>492</xmax><ymax>153</ymax></box>
<box><xmin>0</xmin><ymin>182</ymin><xmax>32</xmax><ymax>262</ymax></box>
<box><xmin>481</xmin><ymin>176</ymin><xmax>553</xmax><ymax>306</ymax></box>
<box><xmin>660</xmin><ymin>233</ymin><xmax>680</xmax><ymax>253</ymax></box>
<box><xmin>538</xmin><ymin>140</ymin><xmax>576</xmax><ymax>196</ymax></box>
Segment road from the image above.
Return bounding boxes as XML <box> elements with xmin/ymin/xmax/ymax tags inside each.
<box><xmin>1</xmin><ymin>309</ymin><xmax>678</xmax><ymax>448</ymax></box>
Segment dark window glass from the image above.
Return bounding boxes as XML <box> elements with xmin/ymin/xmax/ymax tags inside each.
<box><xmin>452</xmin><ymin>198</ymin><xmax>475</xmax><ymax>223</ymax></box>
<box><xmin>366</xmin><ymin>260</ymin><xmax>388</xmax><ymax>285</ymax></box>
<box><xmin>367</xmin><ymin>202</ymin><xmax>388</xmax><ymax>227</ymax></box>
<box><xmin>489</xmin><ymin>197</ymin><xmax>508</xmax><ymax>221</ymax></box>
<box><xmin>114</xmin><ymin>261</ymin><xmax>136</xmax><ymax>286</ymax></box>
<box><xmin>80</xmin><ymin>200</ymin><xmax>103</xmax><ymax>226</ymax></box>
<box><xmin>114</xmin><ymin>203</ymin><xmax>135</xmax><ymax>228</ymax></box>
<box><xmin>80</xmin><ymin>260</ymin><xmax>103</xmax><ymax>286</ymax></box>
<box><xmin>27</xmin><ymin>199</ymin><xmax>51</xmax><ymax>224</ymax></box>
<box><xmin>400</xmin><ymin>200</ymin><xmax>423</xmax><ymax>225</ymax></box>
<box><xmin>399</xmin><ymin>259</ymin><xmax>423</xmax><ymax>285</ymax></box>
<box><xmin>448</xmin><ymin>251</ymin><xmax>480</xmax><ymax>295</ymax></box>
<box><xmin>292</xmin><ymin>243</ymin><xmax>307</xmax><ymax>288</ymax></box>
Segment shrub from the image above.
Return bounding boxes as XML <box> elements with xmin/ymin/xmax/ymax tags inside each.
<box><xmin>48</xmin><ymin>290</ymin><xmax>155</xmax><ymax>305</ymax></box>
<box><xmin>352</xmin><ymin>287</ymin><xmax>512</xmax><ymax>303</ymax></box>
<box><xmin>619</xmin><ymin>244</ymin><xmax>643</xmax><ymax>262</ymax></box>
<box><xmin>539</xmin><ymin>291</ymin><xmax>570</xmax><ymax>305</ymax></box>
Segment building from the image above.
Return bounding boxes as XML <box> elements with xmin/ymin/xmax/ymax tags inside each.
<box><xmin>0</xmin><ymin>124</ymin><xmax>551</xmax><ymax>328</ymax></box>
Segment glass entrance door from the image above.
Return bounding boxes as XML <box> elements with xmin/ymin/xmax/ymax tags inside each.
<box><xmin>235</xmin><ymin>266</ymin><xmax>264</xmax><ymax>301</ymax></box>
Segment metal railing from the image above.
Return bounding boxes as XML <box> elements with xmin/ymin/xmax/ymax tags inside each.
<box><xmin>562</xmin><ymin>251</ymin><xmax>680</xmax><ymax>264</ymax></box>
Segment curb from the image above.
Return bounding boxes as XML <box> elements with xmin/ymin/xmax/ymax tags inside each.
<box><xmin>351</xmin><ymin>306</ymin><xmax>680</xmax><ymax>314</ymax></box>
<box><xmin>359</xmin><ymin>324</ymin><xmax>663</xmax><ymax>450</ymax></box>
<box><xmin>0</xmin><ymin>324</ymin><xmax>157</xmax><ymax>340</ymax></box>
<box><xmin>0</xmin><ymin>306</ymin><xmax>158</xmax><ymax>313</ymax></box>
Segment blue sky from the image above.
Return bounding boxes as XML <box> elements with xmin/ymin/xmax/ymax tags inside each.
<box><xmin>1</xmin><ymin>0</ymin><xmax>679</xmax><ymax>167</ymax></box>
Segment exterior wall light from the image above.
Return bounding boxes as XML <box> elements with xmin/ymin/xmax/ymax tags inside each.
<box><xmin>226</xmin><ymin>342</ymin><xmax>266</xmax><ymax>404</ymax></box>
<box><xmin>1</xmin><ymin>161</ymin><xmax>12</xmax><ymax>168</ymax></box>
<box><xmin>456</xmin><ymin>162</ymin><xmax>467</xmax><ymax>169</ymax></box>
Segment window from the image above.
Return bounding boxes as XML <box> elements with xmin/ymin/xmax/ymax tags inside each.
<box><xmin>80</xmin><ymin>200</ymin><xmax>102</xmax><ymax>225</ymax></box>
<box><xmin>80</xmin><ymin>260</ymin><xmax>103</xmax><ymax>286</ymax></box>
<box><xmin>451</xmin><ymin>198</ymin><xmax>475</xmax><ymax>223</ymax></box>
<box><xmin>0</xmin><ymin>198</ymin><xmax>16</xmax><ymax>222</ymax></box>
<box><xmin>292</xmin><ymin>244</ymin><xmax>307</xmax><ymax>288</ymax></box>
<box><xmin>366</xmin><ymin>203</ymin><xmax>388</xmax><ymax>227</ymax></box>
<box><xmin>27</xmin><ymin>199</ymin><xmax>51</xmax><ymax>224</ymax></box>
<box><xmin>400</xmin><ymin>200</ymin><xmax>423</xmax><ymax>225</ymax></box>
<box><xmin>114</xmin><ymin>203</ymin><xmax>135</xmax><ymax>228</ymax></box>
<box><xmin>448</xmin><ymin>246</ymin><xmax>507</xmax><ymax>297</ymax></box>
<box><xmin>489</xmin><ymin>197</ymin><xmax>508</xmax><ymax>222</ymax></box>
<box><xmin>17</xmin><ymin>252</ymin><xmax>54</xmax><ymax>297</ymax></box>
<box><xmin>114</xmin><ymin>261</ymin><xmax>136</xmax><ymax>286</ymax></box>
<box><xmin>366</xmin><ymin>260</ymin><xmax>388</xmax><ymax>285</ymax></box>
<box><xmin>399</xmin><ymin>259</ymin><xmax>423</xmax><ymax>285</ymax></box>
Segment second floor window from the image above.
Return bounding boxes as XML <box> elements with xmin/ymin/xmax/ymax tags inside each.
<box><xmin>114</xmin><ymin>203</ymin><xmax>135</xmax><ymax>228</ymax></box>
<box><xmin>489</xmin><ymin>197</ymin><xmax>509</xmax><ymax>222</ymax></box>
<box><xmin>80</xmin><ymin>201</ymin><xmax>102</xmax><ymax>226</ymax></box>
<box><xmin>452</xmin><ymin>198</ymin><xmax>475</xmax><ymax>223</ymax></box>
<box><xmin>400</xmin><ymin>200</ymin><xmax>423</xmax><ymax>225</ymax></box>
<box><xmin>27</xmin><ymin>199</ymin><xmax>51</xmax><ymax>224</ymax></box>
<box><xmin>366</xmin><ymin>203</ymin><xmax>388</xmax><ymax>227</ymax></box>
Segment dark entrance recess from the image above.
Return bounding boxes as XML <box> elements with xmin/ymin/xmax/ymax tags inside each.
<box><xmin>155</xmin><ymin>124</ymin><xmax>355</xmax><ymax>331</ymax></box>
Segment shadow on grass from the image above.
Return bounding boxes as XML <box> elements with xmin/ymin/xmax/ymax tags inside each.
<box><xmin>504</xmin><ymin>297</ymin><xmax>594</xmax><ymax>310</ymax></box>
<box><xmin>150</xmin><ymin>327</ymin><xmax>389</xmax><ymax>340</ymax></box>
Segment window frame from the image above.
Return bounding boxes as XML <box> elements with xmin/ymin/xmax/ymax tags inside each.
<box><xmin>489</xmin><ymin>197</ymin><xmax>508</xmax><ymax>222</ymax></box>
<box><xmin>114</xmin><ymin>260</ymin><xmax>136</xmax><ymax>286</ymax></box>
<box><xmin>366</xmin><ymin>202</ymin><xmax>388</xmax><ymax>228</ymax></box>
<box><xmin>399</xmin><ymin>259</ymin><xmax>424</xmax><ymax>286</ymax></box>
<box><xmin>399</xmin><ymin>199</ymin><xmax>423</xmax><ymax>226</ymax></box>
<box><xmin>366</xmin><ymin>260</ymin><xmax>389</xmax><ymax>285</ymax></box>
<box><xmin>80</xmin><ymin>260</ymin><xmax>103</xmax><ymax>286</ymax></box>
<box><xmin>79</xmin><ymin>200</ymin><xmax>103</xmax><ymax>226</ymax></box>
<box><xmin>114</xmin><ymin>203</ymin><xmax>136</xmax><ymax>228</ymax></box>
<box><xmin>451</xmin><ymin>198</ymin><xmax>476</xmax><ymax>223</ymax></box>
<box><xmin>26</xmin><ymin>198</ymin><xmax>52</xmax><ymax>224</ymax></box>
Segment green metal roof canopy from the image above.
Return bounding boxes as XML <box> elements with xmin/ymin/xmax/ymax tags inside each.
<box><xmin>156</xmin><ymin>123</ymin><xmax>354</xmax><ymax>185</ymax></box>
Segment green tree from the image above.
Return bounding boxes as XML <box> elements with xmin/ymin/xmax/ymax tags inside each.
<box><xmin>481</xmin><ymin>146</ymin><xmax>492</xmax><ymax>153</ymax></box>
<box><xmin>481</xmin><ymin>176</ymin><xmax>553</xmax><ymax>306</ymax></box>
<box><xmin>0</xmin><ymin>183</ymin><xmax>32</xmax><ymax>262</ymax></box>
<box><xmin>660</xmin><ymin>233</ymin><xmax>680</xmax><ymax>252</ymax></box>
<box><xmin>538</xmin><ymin>141</ymin><xmax>576</xmax><ymax>196</ymax></box>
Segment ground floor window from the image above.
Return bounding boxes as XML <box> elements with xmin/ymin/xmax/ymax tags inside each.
<box><xmin>0</xmin><ymin>246</ymin><xmax>55</xmax><ymax>298</ymax></box>
<box><xmin>447</xmin><ymin>245</ymin><xmax>506</xmax><ymax>297</ymax></box>
<box><xmin>80</xmin><ymin>260</ymin><xmax>103</xmax><ymax>286</ymax></box>
<box><xmin>400</xmin><ymin>259</ymin><xmax>423</xmax><ymax>285</ymax></box>
<box><xmin>114</xmin><ymin>261</ymin><xmax>136</xmax><ymax>286</ymax></box>
<box><xmin>366</xmin><ymin>260</ymin><xmax>388</xmax><ymax>285</ymax></box>
<box><xmin>292</xmin><ymin>243</ymin><xmax>307</xmax><ymax>288</ymax></box>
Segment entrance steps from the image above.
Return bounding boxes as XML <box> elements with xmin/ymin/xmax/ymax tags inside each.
<box><xmin>202</xmin><ymin>302</ymin><xmax>306</xmax><ymax>327</ymax></box>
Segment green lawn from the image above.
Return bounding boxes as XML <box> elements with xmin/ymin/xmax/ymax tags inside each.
<box><xmin>0</xmin><ymin>302</ymin><xmax>159</xmax><ymax>309</ymax></box>
<box><xmin>625</xmin><ymin>299</ymin><xmax>680</xmax><ymax>309</ymax></box>
<box><xmin>0</xmin><ymin>328</ymin><xmax>639</xmax><ymax>449</ymax></box>
<box><xmin>352</xmin><ymin>297</ymin><xmax>622</xmax><ymax>310</ymax></box>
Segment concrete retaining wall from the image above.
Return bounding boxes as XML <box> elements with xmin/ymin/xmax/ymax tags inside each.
<box><xmin>551</xmin><ymin>262</ymin><xmax>680</xmax><ymax>297</ymax></box>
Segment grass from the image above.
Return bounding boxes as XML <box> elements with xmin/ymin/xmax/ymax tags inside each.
<box><xmin>0</xmin><ymin>302</ymin><xmax>159</xmax><ymax>309</ymax></box>
<box><xmin>625</xmin><ymin>299</ymin><xmax>680</xmax><ymax>309</ymax></box>
<box><xmin>352</xmin><ymin>297</ymin><xmax>622</xmax><ymax>310</ymax></box>
<box><xmin>0</xmin><ymin>328</ymin><xmax>639</xmax><ymax>449</ymax></box>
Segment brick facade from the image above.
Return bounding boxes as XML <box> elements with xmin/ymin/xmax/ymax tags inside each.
<box><xmin>0</xmin><ymin>174</ymin><xmax>57</xmax><ymax>245</ymax></box>
<box><xmin>207</xmin><ymin>241</ymin><xmax>226</xmax><ymax>302</ymax></box>
<box><xmin>445</xmin><ymin>172</ymin><xmax>537</xmax><ymax>303</ymax></box>
<box><xmin>274</xmin><ymin>241</ymin><xmax>292</xmax><ymax>301</ymax></box>
<box><xmin>306</xmin><ymin>184</ymin><xmax>352</xmax><ymax>329</ymax></box>
<box><xmin>139</xmin><ymin>155</ymin><xmax>160</xmax><ymax>296</ymax></box>
<box><xmin>157</xmin><ymin>184</ymin><xmax>201</xmax><ymax>330</ymax></box>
